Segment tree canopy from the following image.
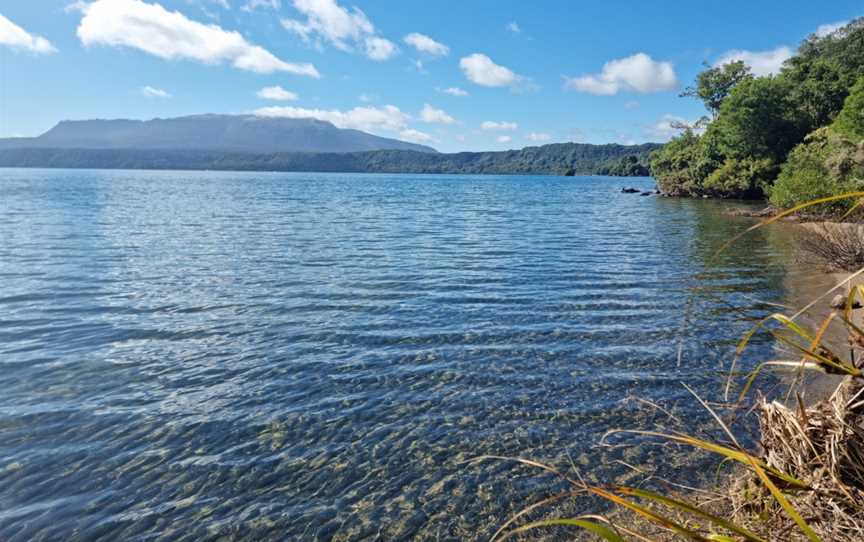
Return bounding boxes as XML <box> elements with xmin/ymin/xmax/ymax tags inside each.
<box><xmin>652</xmin><ymin>17</ymin><xmax>864</xmax><ymax>202</ymax></box>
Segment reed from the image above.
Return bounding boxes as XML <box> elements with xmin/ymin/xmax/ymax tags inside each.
<box><xmin>482</xmin><ymin>192</ymin><xmax>864</xmax><ymax>541</ymax></box>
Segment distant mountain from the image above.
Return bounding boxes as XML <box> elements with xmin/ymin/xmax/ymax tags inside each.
<box><xmin>0</xmin><ymin>142</ymin><xmax>659</xmax><ymax>176</ymax></box>
<box><xmin>0</xmin><ymin>114</ymin><xmax>436</xmax><ymax>154</ymax></box>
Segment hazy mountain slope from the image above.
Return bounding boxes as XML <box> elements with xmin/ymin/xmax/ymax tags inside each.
<box><xmin>0</xmin><ymin>115</ymin><xmax>436</xmax><ymax>154</ymax></box>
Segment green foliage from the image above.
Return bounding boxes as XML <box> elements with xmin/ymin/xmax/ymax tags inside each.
<box><xmin>703</xmin><ymin>157</ymin><xmax>777</xmax><ymax>198</ymax></box>
<box><xmin>681</xmin><ymin>60</ymin><xmax>753</xmax><ymax>118</ymax></box>
<box><xmin>784</xmin><ymin>57</ymin><xmax>852</xmax><ymax>131</ymax></box>
<box><xmin>0</xmin><ymin>142</ymin><xmax>661</xmax><ymax>177</ymax></box>
<box><xmin>659</xmin><ymin>18</ymin><xmax>864</xmax><ymax>203</ymax></box>
<box><xmin>768</xmin><ymin>128</ymin><xmax>864</xmax><ymax>212</ymax></box>
<box><xmin>650</xmin><ymin>130</ymin><xmax>718</xmax><ymax>196</ymax></box>
<box><xmin>596</xmin><ymin>154</ymin><xmax>651</xmax><ymax>176</ymax></box>
<box><xmin>832</xmin><ymin>76</ymin><xmax>864</xmax><ymax>141</ymax></box>
<box><xmin>708</xmin><ymin>76</ymin><xmax>804</xmax><ymax>163</ymax></box>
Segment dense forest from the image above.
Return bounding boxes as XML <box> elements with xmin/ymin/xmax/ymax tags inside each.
<box><xmin>0</xmin><ymin>142</ymin><xmax>657</xmax><ymax>177</ymax></box>
<box><xmin>651</xmin><ymin>18</ymin><xmax>864</xmax><ymax>210</ymax></box>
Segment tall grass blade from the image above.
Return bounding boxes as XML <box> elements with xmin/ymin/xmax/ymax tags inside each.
<box><xmin>744</xmin><ymin>454</ymin><xmax>821</xmax><ymax>542</ymax></box>
<box><xmin>586</xmin><ymin>486</ymin><xmax>711</xmax><ymax>541</ymax></box>
<box><xmin>498</xmin><ymin>518</ymin><xmax>627</xmax><ymax>542</ymax></box>
<box><xmin>612</xmin><ymin>486</ymin><xmax>766</xmax><ymax>542</ymax></box>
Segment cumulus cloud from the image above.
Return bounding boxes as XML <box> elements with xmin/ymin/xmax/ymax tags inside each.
<box><xmin>281</xmin><ymin>0</ymin><xmax>397</xmax><ymax>61</ymax></box>
<box><xmin>526</xmin><ymin>132</ymin><xmax>550</xmax><ymax>142</ymax></box>
<box><xmin>420</xmin><ymin>104</ymin><xmax>456</xmax><ymax>124</ymax></box>
<box><xmin>0</xmin><ymin>13</ymin><xmax>56</xmax><ymax>54</ymax></box>
<box><xmin>403</xmin><ymin>32</ymin><xmax>448</xmax><ymax>56</ymax></box>
<box><xmin>257</xmin><ymin>85</ymin><xmax>298</xmax><ymax>101</ymax></box>
<box><xmin>77</xmin><ymin>0</ymin><xmax>319</xmax><ymax>76</ymax></box>
<box><xmin>438</xmin><ymin>86</ymin><xmax>468</xmax><ymax>97</ymax></box>
<box><xmin>399</xmin><ymin>128</ymin><xmax>434</xmax><ymax>144</ymax></box>
<box><xmin>254</xmin><ymin>104</ymin><xmax>410</xmax><ymax>132</ymax></box>
<box><xmin>496</xmin><ymin>135</ymin><xmax>512</xmax><ymax>143</ymax></box>
<box><xmin>460</xmin><ymin>53</ymin><xmax>520</xmax><ymax>87</ymax></box>
<box><xmin>481</xmin><ymin>121</ymin><xmax>517</xmax><ymax>131</ymax></box>
<box><xmin>141</xmin><ymin>85</ymin><xmax>171</xmax><ymax>98</ymax></box>
<box><xmin>506</xmin><ymin>22</ymin><xmax>520</xmax><ymax>34</ymax></box>
<box><xmin>565</xmin><ymin>53</ymin><xmax>677</xmax><ymax>95</ymax></box>
<box><xmin>815</xmin><ymin>20</ymin><xmax>847</xmax><ymax>38</ymax></box>
<box><xmin>364</xmin><ymin>36</ymin><xmax>397</xmax><ymax>61</ymax></box>
<box><xmin>714</xmin><ymin>46</ymin><xmax>792</xmax><ymax>77</ymax></box>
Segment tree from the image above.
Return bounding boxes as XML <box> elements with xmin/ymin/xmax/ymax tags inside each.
<box><xmin>680</xmin><ymin>61</ymin><xmax>753</xmax><ymax>118</ymax></box>
<box><xmin>706</xmin><ymin>76</ymin><xmax>804</xmax><ymax>163</ymax></box>
<box><xmin>832</xmin><ymin>76</ymin><xmax>864</xmax><ymax>141</ymax></box>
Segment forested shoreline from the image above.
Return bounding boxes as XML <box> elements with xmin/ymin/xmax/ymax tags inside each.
<box><xmin>650</xmin><ymin>18</ymin><xmax>864</xmax><ymax>213</ymax></box>
<box><xmin>0</xmin><ymin>142</ymin><xmax>656</xmax><ymax>177</ymax></box>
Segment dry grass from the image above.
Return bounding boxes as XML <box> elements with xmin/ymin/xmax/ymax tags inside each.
<box><xmin>798</xmin><ymin>224</ymin><xmax>864</xmax><ymax>271</ymax></box>
<box><xmin>726</xmin><ymin>378</ymin><xmax>864</xmax><ymax>541</ymax></box>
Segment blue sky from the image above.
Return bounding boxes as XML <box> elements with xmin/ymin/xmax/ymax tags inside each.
<box><xmin>0</xmin><ymin>0</ymin><xmax>861</xmax><ymax>152</ymax></box>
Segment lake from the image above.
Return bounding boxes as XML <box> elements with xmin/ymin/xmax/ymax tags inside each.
<box><xmin>0</xmin><ymin>169</ymin><xmax>799</xmax><ymax>540</ymax></box>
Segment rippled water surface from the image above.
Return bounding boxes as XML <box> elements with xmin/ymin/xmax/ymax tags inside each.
<box><xmin>0</xmin><ymin>169</ymin><xmax>796</xmax><ymax>540</ymax></box>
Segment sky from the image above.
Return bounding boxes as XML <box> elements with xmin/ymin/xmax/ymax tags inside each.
<box><xmin>0</xmin><ymin>0</ymin><xmax>861</xmax><ymax>152</ymax></box>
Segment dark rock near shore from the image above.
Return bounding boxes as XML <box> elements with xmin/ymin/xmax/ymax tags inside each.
<box><xmin>621</xmin><ymin>187</ymin><xmax>641</xmax><ymax>193</ymax></box>
<box><xmin>830</xmin><ymin>294</ymin><xmax>863</xmax><ymax>310</ymax></box>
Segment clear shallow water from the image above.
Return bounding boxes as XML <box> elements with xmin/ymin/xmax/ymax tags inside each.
<box><xmin>0</xmin><ymin>169</ymin><xmax>793</xmax><ymax>541</ymax></box>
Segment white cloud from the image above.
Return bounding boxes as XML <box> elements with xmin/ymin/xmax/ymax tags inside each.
<box><xmin>242</xmin><ymin>0</ymin><xmax>280</xmax><ymax>11</ymax></box>
<box><xmin>364</xmin><ymin>36</ymin><xmax>398</xmax><ymax>61</ymax></box>
<box><xmin>481</xmin><ymin>121</ymin><xmax>517</xmax><ymax>131</ymax></box>
<box><xmin>0</xmin><ymin>13</ymin><xmax>57</xmax><ymax>54</ymax></box>
<box><xmin>257</xmin><ymin>85</ymin><xmax>298</xmax><ymax>101</ymax></box>
<box><xmin>281</xmin><ymin>0</ymin><xmax>397</xmax><ymax>61</ymax></box>
<box><xmin>526</xmin><ymin>132</ymin><xmax>550</xmax><ymax>142</ymax></box>
<box><xmin>564</xmin><ymin>53</ymin><xmax>677</xmax><ymax>95</ymax></box>
<box><xmin>77</xmin><ymin>0</ymin><xmax>319</xmax><ymax>76</ymax></box>
<box><xmin>403</xmin><ymin>32</ymin><xmax>448</xmax><ymax>56</ymax></box>
<box><xmin>714</xmin><ymin>46</ymin><xmax>791</xmax><ymax>77</ymax></box>
<box><xmin>438</xmin><ymin>86</ymin><xmax>468</xmax><ymax>97</ymax></box>
<box><xmin>420</xmin><ymin>104</ymin><xmax>456</xmax><ymax>124</ymax></box>
<box><xmin>460</xmin><ymin>53</ymin><xmax>520</xmax><ymax>87</ymax></box>
<box><xmin>358</xmin><ymin>92</ymin><xmax>377</xmax><ymax>102</ymax></box>
<box><xmin>254</xmin><ymin>104</ymin><xmax>410</xmax><ymax>132</ymax></box>
<box><xmin>496</xmin><ymin>135</ymin><xmax>512</xmax><ymax>143</ymax></box>
<box><xmin>644</xmin><ymin>114</ymin><xmax>703</xmax><ymax>141</ymax></box>
<box><xmin>815</xmin><ymin>20</ymin><xmax>847</xmax><ymax>38</ymax></box>
<box><xmin>399</xmin><ymin>128</ymin><xmax>434</xmax><ymax>144</ymax></box>
<box><xmin>141</xmin><ymin>85</ymin><xmax>171</xmax><ymax>98</ymax></box>
<box><xmin>624</xmin><ymin>100</ymin><xmax>640</xmax><ymax>110</ymax></box>
<box><xmin>506</xmin><ymin>21</ymin><xmax>520</xmax><ymax>34</ymax></box>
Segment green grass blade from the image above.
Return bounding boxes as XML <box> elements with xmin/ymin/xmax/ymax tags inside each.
<box><xmin>587</xmin><ymin>486</ymin><xmax>710</xmax><ymax>541</ymax></box>
<box><xmin>612</xmin><ymin>430</ymin><xmax>809</xmax><ymax>489</ymax></box>
<box><xmin>613</xmin><ymin>486</ymin><xmax>766</xmax><ymax>542</ymax></box>
<box><xmin>498</xmin><ymin>518</ymin><xmax>627</xmax><ymax>542</ymax></box>
<box><xmin>744</xmin><ymin>454</ymin><xmax>821</xmax><ymax>542</ymax></box>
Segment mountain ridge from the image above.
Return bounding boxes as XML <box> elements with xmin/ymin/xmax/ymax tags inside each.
<box><xmin>0</xmin><ymin>114</ymin><xmax>437</xmax><ymax>154</ymax></box>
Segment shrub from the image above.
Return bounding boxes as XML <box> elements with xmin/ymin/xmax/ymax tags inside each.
<box><xmin>769</xmin><ymin>128</ymin><xmax>864</xmax><ymax>214</ymax></box>
<box><xmin>832</xmin><ymin>76</ymin><xmax>864</xmax><ymax>142</ymax></box>
<box><xmin>650</xmin><ymin>130</ymin><xmax>718</xmax><ymax>196</ymax></box>
<box><xmin>703</xmin><ymin>157</ymin><xmax>778</xmax><ymax>198</ymax></box>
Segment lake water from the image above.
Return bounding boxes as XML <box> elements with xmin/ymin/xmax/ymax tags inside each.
<box><xmin>0</xmin><ymin>169</ymin><xmax>799</xmax><ymax>540</ymax></box>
